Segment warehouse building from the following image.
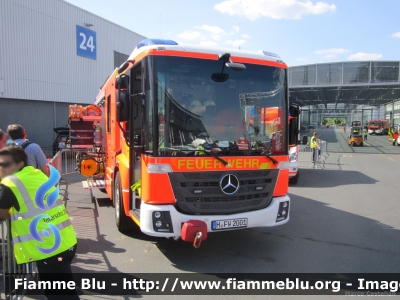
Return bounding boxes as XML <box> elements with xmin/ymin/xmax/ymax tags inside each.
<box><xmin>0</xmin><ymin>0</ymin><xmax>145</xmax><ymax>155</ymax></box>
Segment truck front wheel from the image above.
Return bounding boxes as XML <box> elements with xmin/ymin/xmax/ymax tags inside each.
<box><xmin>289</xmin><ymin>170</ymin><xmax>299</xmax><ymax>185</ymax></box>
<box><xmin>114</xmin><ymin>172</ymin><xmax>136</xmax><ymax>232</ymax></box>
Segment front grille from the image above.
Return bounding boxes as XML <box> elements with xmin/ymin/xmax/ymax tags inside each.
<box><xmin>191</xmin><ymin>199</ymin><xmax>264</xmax><ymax>211</ymax></box>
<box><xmin>187</xmin><ymin>182</ymin><xmax>271</xmax><ymax>195</ymax></box>
<box><xmin>182</xmin><ymin>170</ymin><xmax>272</xmax><ymax>179</ymax></box>
<box><xmin>185</xmin><ymin>193</ymin><xmax>268</xmax><ymax>202</ymax></box>
<box><xmin>169</xmin><ymin>170</ymin><xmax>278</xmax><ymax>215</ymax></box>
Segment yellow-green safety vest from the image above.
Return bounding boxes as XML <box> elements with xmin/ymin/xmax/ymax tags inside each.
<box><xmin>1</xmin><ymin>166</ymin><xmax>77</xmax><ymax>264</ymax></box>
<box><xmin>198</xmin><ymin>145</ymin><xmax>206</xmax><ymax>155</ymax></box>
<box><xmin>310</xmin><ymin>136</ymin><xmax>318</xmax><ymax>149</ymax></box>
<box><xmin>388</xmin><ymin>128</ymin><xmax>394</xmax><ymax>139</ymax></box>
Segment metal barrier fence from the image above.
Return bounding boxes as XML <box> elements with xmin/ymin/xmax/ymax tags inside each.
<box><xmin>1</xmin><ymin>219</ymin><xmax>36</xmax><ymax>299</ymax></box>
<box><xmin>298</xmin><ymin>140</ymin><xmax>327</xmax><ymax>166</ymax></box>
<box><xmin>50</xmin><ymin>149</ymin><xmax>83</xmax><ymax>177</ymax></box>
<box><xmin>320</xmin><ymin>140</ymin><xmax>328</xmax><ymax>156</ymax></box>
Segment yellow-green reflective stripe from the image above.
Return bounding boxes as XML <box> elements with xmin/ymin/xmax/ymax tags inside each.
<box><xmin>7</xmin><ymin>175</ymin><xmax>35</xmax><ymax>211</ymax></box>
<box><xmin>12</xmin><ymin>219</ymin><xmax>72</xmax><ymax>244</ymax></box>
<box><xmin>11</xmin><ymin>200</ymin><xmax>65</xmax><ymax>220</ymax></box>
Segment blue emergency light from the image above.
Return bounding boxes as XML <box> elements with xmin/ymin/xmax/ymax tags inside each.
<box><xmin>137</xmin><ymin>39</ymin><xmax>178</xmax><ymax>49</ymax></box>
<box><xmin>261</xmin><ymin>51</ymin><xmax>280</xmax><ymax>58</ymax></box>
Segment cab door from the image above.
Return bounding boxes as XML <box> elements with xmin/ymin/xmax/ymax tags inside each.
<box><xmin>104</xmin><ymin>79</ymin><xmax>119</xmax><ymax>198</ymax></box>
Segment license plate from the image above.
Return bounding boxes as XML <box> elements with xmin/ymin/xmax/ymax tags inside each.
<box><xmin>211</xmin><ymin>218</ymin><xmax>248</xmax><ymax>230</ymax></box>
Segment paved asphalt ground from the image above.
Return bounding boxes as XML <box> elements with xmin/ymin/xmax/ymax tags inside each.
<box><xmin>16</xmin><ymin>128</ymin><xmax>400</xmax><ymax>299</ymax></box>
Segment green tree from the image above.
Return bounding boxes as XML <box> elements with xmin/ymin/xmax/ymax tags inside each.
<box><xmin>332</xmin><ymin>118</ymin><xmax>343</xmax><ymax>125</ymax></box>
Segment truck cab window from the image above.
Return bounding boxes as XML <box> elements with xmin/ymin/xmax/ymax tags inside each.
<box><xmin>131</xmin><ymin>64</ymin><xmax>143</xmax><ymax>146</ymax></box>
<box><xmin>106</xmin><ymin>95</ymin><xmax>111</xmax><ymax>134</ymax></box>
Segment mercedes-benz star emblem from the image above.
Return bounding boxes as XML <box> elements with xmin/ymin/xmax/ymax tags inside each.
<box><xmin>220</xmin><ymin>174</ymin><xmax>240</xmax><ymax>195</ymax></box>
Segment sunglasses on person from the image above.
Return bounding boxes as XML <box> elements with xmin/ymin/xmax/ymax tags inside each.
<box><xmin>0</xmin><ymin>161</ymin><xmax>14</xmax><ymax>168</ymax></box>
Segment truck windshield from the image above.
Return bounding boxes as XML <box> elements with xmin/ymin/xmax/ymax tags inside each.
<box><xmin>152</xmin><ymin>56</ymin><xmax>287</xmax><ymax>157</ymax></box>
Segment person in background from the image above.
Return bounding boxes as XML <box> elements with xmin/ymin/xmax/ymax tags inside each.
<box><xmin>7</xmin><ymin>124</ymin><xmax>49</xmax><ymax>177</ymax></box>
<box><xmin>310</xmin><ymin>132</ymin><xmax>322</xmax><ymax>162</ymax></box>
<box><xmin>364</xmin><ymin>127</ymin><xmax>368</xmax><ymax>141</ymax></box>
<box><xmin>0</xmin><ymin>130</ymin><xmax>6</xmax><ymax>150</ymax></box>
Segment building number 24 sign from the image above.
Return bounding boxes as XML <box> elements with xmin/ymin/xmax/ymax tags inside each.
<box><xmin>76</xmin><ymin>25</ymin><xmax>97</xmax><ymax>60</ymax></box>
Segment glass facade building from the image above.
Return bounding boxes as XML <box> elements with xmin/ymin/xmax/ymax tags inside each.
<box><xmin>289</xmin><ymin>61</ymin><xmax>400</xmax><ymax>127</ymax></box>
<box><xmin>289</xmin><ymin>61</ymin><xmax>400</xmax><ymax>87</ymax></box>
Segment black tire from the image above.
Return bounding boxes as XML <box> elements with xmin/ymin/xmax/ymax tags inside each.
<box><xmin>114</xmin><ymin>172</ymin><xmax>136</xmax><ymax>232</ymax></box>
<box><xmin>289</xmin><ymin>170</ymin><xmax>299</xmax><ymax>185</ymax></box>
<box><xmin>99</xmin><ymin>188</ymin><xmax>107</xmax><ymax>194</ymax></box>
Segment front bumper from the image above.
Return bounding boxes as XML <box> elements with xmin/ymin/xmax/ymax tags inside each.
<box><xmin>139</xmin><ymin>195</ymin><xmax>290</xmax><ymax>238</ymax></box>
<box><xmin>289</xmin><ymin>160</ymin><xmax>298</xmax><ymax>178</ymax></box>
<box><xmin>368</xmin><ymin>129</ymin><xmax>382</xmax><ymax>134</ymax></box>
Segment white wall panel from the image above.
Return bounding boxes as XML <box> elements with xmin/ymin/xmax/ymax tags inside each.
<box><xmin>0</xmin><ymin>0</ymin><xmax>145</xmax><ymax>104</ymax></box>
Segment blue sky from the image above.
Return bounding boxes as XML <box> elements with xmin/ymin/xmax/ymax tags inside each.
<box><xmin>65</xmin><ymin>0</ymin><xmax>400</xmax><ymax>66</ymax></box>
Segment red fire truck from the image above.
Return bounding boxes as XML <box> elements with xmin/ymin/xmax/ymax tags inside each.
<box><xmin>73</xmin><ymin>39</ymin><xmax>300</xmax><ymax>246</ymax></box>
<box><xmin>367</xmin><ymin>119</ymin><xmax>390</xmax><ymax>135</ymax></box>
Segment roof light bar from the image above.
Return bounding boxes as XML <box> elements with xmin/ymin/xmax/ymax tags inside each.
<box><xmin>261</xmin><ymin>51</ymin><xmax>280</xmax><ymax>59</ymax></box>
<box><xmin>137</xmin><ymin>39</ymin><xmax>178</xmax><ymax>49</ymax></box>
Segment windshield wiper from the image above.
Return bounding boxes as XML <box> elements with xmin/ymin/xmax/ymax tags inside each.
<box><xmin>255</xmin><ymin>149</ymin><xmax>278</xmax><ymax>165</ymax></box>
<box><xmin>201</xmin><ymin>150</ymin><xmax>230</xmax><ymax>167</ymax></box>
<box><xmin>265</xmin><ymin>154</ymin><xmax>278</xmax><ymax>165</ymax></box>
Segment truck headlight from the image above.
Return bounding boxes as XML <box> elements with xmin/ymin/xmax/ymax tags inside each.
<box><xmin>289</xmin><ymin>153</ymin><xmax>298</xmax><ymax>162</ymax></box>
<box><xmin>152</xmin><ymin>211</ymin><xmax>173</xmax><ymax>232</ymax></box>
<box><xmin>276</xmin><ymin>201</ymin><xmax>289</xmax><ymax>222</ymax></box>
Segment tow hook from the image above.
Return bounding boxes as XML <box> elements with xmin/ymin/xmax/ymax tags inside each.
<box><xmin>181</xmin><ymin>220</ymin><xmax>208</xmax><ymax>248</ymax></box>
<box><xmin>193</xmin><ymin>232</ymin><xmax>202</xmax><ymax>249</ymax></box>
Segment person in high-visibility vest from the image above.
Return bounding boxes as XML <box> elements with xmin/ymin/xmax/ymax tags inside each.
<box><xmin>310</xmin><ymin>132</ymin><xmax>321</xmax><ymax>162</ymax></box>
<box><xmin>388</xmin><ymin>127</ymin><xmax>394</xmax><ymax>141</ymax></box>
<box><xmin>198</xmin><ymin>144</ymin><xmax>206</xmax><ymax>155</ymax></box>
<box><xmin>364</xmin><ymin>128</ymin><xmax>368</xmax><ymax>140</ymax></box>
<box><xmin>0</xmin><ymin>146</ymin><xmax>79</xmax><ymax>300</ymax></box>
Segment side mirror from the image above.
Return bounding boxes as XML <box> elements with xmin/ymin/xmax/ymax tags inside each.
<box><xmin>302</xmin><ymin>135</ymin><xmax>308</xmax><ymax>145</ymax></box>
<box><xmin>116</xmin><ymin>74</ymin><xmax>130</xmax><ymax>123</ymax></box>
<box><xmin>117</xmin><ymin>90</ymin><xmax>130</xmax><ymax>122</ymax></box>
<box><xmin>289</xmin><ymin>103</ymin><xmax>300</xmax><ymax>118</ymax></box>
<box><xmin>288</xmin><ymin>117</ymin><xmax>299</xmax><ymax>146</ymax></box>
<box><xmin>116</xmin><ymin>74</ymin><xmax>129</xmax><ymax>89</ymax></box>
<box><xmin>225</xmin><ymin>62</ymin><xmax>246</xmax><ymax>71</ymax></box>
<box><xmin>211</xmin><ymin>73</ymin><xmax>229</xmax><ymax>82</ymax></box>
